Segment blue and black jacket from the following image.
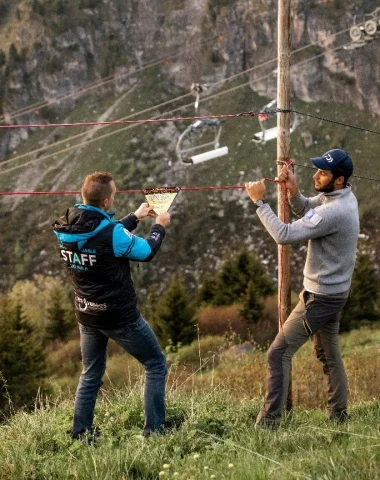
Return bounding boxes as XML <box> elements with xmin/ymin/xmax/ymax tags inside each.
<box><xmin>53</xmin><ymin>204</ymin><xmax>165</xmax><ymax>329</ymax></box>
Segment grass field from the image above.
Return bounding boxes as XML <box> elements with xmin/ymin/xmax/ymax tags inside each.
<box><xmin>1</xmin><ymin>326</ymin><xmax>380</xmax><ymax>479</ymax></box>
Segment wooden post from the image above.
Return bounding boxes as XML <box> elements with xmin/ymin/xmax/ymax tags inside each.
<box><xmin>277</xmin><ymin>0</ymin><xmax>292</xmax><ymax>410</ymax></box>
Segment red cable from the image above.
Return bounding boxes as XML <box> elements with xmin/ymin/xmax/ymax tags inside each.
<box><xmin>0</xmin><ymin>164</ymin><xmax>292</xmax><ymax>330</ymax></box>
<box><xmin>0</xmin><ymin>111</ymin><xmax>266</xmax><ymax>129</ymax></box>
<box><xmin>0</xmin><ymin>181</ymin><xmax>286</xmax><ymax>196</ymax></box>
<box><xmin>0</xmin><ymin>185</ymin><xmax>246</xmax><ymax>196</ymax></box>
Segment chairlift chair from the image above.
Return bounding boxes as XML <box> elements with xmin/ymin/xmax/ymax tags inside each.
<box><xmin>251</xmin><ymin>99</ymin><xmax>299</xmax><ymax>144</ymax></box>
<box><xmin>175</xmin><ymin>83</ymin><xmax>229</xmax><ymax>164</ymax></box>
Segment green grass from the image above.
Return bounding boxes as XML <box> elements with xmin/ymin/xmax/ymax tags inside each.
<box><xmin>1</xmin><ymin>66</ymin><xmax>380</xmax><ymax>294</ymax></box>
<box><xmin>1</xmin><ymin>383</ymin><xmax>380</xmax><ymax>479</ymax></box>
<box><xmin>2</xmin><ymin>327</ymin><xmax>380</xmax><ymax>479</ymax></box>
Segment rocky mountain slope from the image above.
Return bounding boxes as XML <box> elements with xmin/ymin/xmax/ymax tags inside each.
<box><xmin>0</xmin><ymin>0</ymin><xmax>379</xmax><ymax>293</ymax></box>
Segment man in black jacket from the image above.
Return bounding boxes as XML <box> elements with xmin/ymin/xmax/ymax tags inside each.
<box><xmin>53</xmin><ymin>171</ymin><xmax>170</xmax><ymax>439</ymax></box>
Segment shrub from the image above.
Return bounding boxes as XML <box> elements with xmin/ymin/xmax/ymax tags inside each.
<box><xmin>46</xmin><ymin>338</ymin><xmax>81</xmax><ymax>378</ymax></box>
<box><xmin>197</xmin><ymin>296</ymin><xmax>279</xmax><ymax>346</ymax></box>
<box><xmin>168</xmin><ymin>335</ymin><xmax>227</xmax><ymax>368</ymax></box>
<box><xmin>197</xmin><ymin>305</ymin><xmax>249</xmax><ymax>338</ymax></box>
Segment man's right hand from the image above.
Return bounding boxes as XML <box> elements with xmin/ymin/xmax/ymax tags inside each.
<box><xmin>278</xmin><ymin>164</ymin><xmax>298</xmax><ymax>197</ymax></box>
<box><xmin>155</xmin><ymin>212</ymin><xmax>171</xmax><ymax>228</ymax></box>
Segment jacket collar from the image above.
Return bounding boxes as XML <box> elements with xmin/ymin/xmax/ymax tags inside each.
<box><xmin>74</xmin><ymin>204</ymin><xmax>115</xmax><ymax>219</ymax></box>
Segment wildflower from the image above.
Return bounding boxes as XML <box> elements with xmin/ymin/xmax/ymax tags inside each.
<box><xmin>162</xmin><ymin>464</ymin><xmax>170</xmax><ymax>469</ymax></box>
<box><xmin>204</xmin><ymin>466</ymin><xmax>209</xmax><ymax>470</ymax></box>
<box><xmin>193</xmin><ymin>454</ymin><xmax>200</xmax><ymax>460</ymax></box>
<box><xmin>158</xmin><ymin>471</ymin><xmax>166</xmax><ymax>477</ymax></box>
<box><xmin>173</xmin><ymin>473</ymin><xmax>179</xmax><ymax>477</ymax></box>
<box><xmin>228</xmin><ymin>463</ymin><xmax>234</xmax><ymax>468</ymax></box>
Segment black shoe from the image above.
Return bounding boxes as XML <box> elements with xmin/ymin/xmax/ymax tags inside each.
<box><xmin>143</xmin><ymin>426</ymin><xmax>165</xmax><ymax>438</ymax></box>
<box><xmin>255</xmin><ymin>411</ymin><xmax>280</xmax><ymax>430</ymax></box>
<box><xmin>329</xmin><ymin>410</ymin><xmax>349</xmax><ymax>424</ymax></box>
<box><xmin>69</xmin><ymin>428</ymin><xmax>101</xmax><ymax>444</ymax></box>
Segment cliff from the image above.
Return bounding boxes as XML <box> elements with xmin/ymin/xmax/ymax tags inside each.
<box><xmin>0</xmin><ymin>0</ymin><xmax>379</xmax><ymax>291</ymax></box>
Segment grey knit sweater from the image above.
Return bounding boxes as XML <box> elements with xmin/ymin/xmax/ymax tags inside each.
<box><xmin>256</xmin><ymin>186</ymin><xmax>359</xmax><ymax>295</ymax></box>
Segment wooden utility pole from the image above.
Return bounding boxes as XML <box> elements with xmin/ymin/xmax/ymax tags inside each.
<box><xmin>277</xmin><ymin>0</ymin><xmax>292</xmax><ymax>409</ymax></box>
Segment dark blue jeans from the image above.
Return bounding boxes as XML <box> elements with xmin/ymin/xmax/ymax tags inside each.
<box><xmin>73</xmin><ymin>316</ymin><xmax>167</xmax><ymax>438</ymax></box>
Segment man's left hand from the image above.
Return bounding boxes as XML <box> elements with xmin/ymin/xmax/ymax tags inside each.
<box><xmin>245</xmin><ymin>180</ymin><xmax>266</xmax><ymax>202</ymax></box>
<box><xmin>134</xmin><ymin>202</ymin><xmax>157</xmax><ymax>220</ymax></box>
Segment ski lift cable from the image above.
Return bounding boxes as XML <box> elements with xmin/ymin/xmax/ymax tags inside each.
<box><xmin>0</xmin><ymin>39</ymin><xmax>360</xmax><ymax>177</ymax></box>
<box><xmin>0</xmin><ymin>111</ymin><xmax>266</xmax><ymax>130</ymax></box>
<box><xmin>0</xmin><ymin>41</ymin><xmax>357</xmax><ymax>177</ymax></box>
<box><xmin>291</xmin><ymin>162</ymin><xmax>380</xmax><ymax>183</ymax></box>
<box><xmin>0</xmin><ymin>69</ymin><xmax>285</xmax><ymax>177</ymax></box>
<box><xmin>0</xmin><ymin>21</ymin><xmax>355</xmax><ymax>123</ymax></box>
<box><xmin>0</xmin><ymin>39</ymin><xmax>355</xmax><ymax>132</ymax></box>
<box><xmin>0</xmin><ymin>26</ymin><xmax>356</xmax><ymax>169</ymax></box>
<box><xmin>0</xmin><ymin>34</ymin><xmax>223</xmax><ymax>123</ymax></box>
<box><xmin>277</xmin><ymin>107</ymin><xmax>380</xmax><ymax>136</ymax></box>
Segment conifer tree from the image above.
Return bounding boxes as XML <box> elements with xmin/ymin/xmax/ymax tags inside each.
<box><xmin>341</xmin><ymin>249</ymin><xmax>380</xmax><ymax>331</ymax></box>
<box><xmin>142</xmin><ymin>284</ymin><xmax>166</xmax><ymax>342</ymax></box>
<box><xmin>198</xmin><ymin>273</ymin><xmax>217</xmax><ymax>305</ymax></box>
<box><xmin>199</xmin><ymin>247</ymin><xmax>275</xmax><ymax>306</ymax></box>
<box><xmin>0</xmin><ymin>300</ymin><xmax>48</xmax><ymax>414</ymax></box>
<box><xmin>240</xmin><ymin>280</ymin><xmax>264</xmax><ymax>324</ymax></box>
<box><xmin>155</xmin><ymin>275</ymin><xmax>196</xmax><ymax>348</ymax></box>
<box><xmin>45</xmin><ymin>287</ymin><xmax>75</xmax><ymax>342</ymax></box>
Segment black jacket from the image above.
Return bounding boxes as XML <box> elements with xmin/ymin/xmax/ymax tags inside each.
<box><xmin>53</xmin><ymin>204</ymin><xmax>165</xmax><ymax>329</ymax></box>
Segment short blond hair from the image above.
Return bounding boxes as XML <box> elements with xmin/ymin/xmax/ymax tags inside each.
<box><xmin>81</xmin><ymin>171</ymin><xmax>114</xmax><ymax>207</ymax></box>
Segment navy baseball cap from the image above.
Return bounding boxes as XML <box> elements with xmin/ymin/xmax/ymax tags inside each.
<box><xmin>311</xmin><ymin>149</ymin><xmax>353</xmax><ymax>177</ymax></box>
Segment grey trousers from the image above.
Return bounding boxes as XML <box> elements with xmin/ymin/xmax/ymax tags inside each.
<box><xmin>257</xmin><ymin>290</ymin><xmax>348</xmax><ymax>426</ymax></box>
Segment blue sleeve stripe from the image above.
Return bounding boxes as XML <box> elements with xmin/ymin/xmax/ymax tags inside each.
<box><xmin>123</xmin><ymin>235</ymin><xmax>136</xmax><ymax>257</ymax></box>
<box><xmin>112</xmin><ymin>224</ymin><xmax>152</xmax><ymax>260</ymax></box>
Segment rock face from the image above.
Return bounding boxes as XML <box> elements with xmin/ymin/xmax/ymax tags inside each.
<box><xmin>0</xmin><ymin>0</ymin><xmax>379</xmax><ymax>292</ymax></box>
<box><xmin>1</xmin><ymin>0</ymin><xmax>379</xmax><ymax>161</ymax></box>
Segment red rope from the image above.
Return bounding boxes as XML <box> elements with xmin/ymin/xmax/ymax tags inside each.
<box><xmin>0</xmin><ymin>180</ymin><xmax>286</xmax><ymax>196</ymax></box>
<box><xmin>0</xmin><ymin>112</ymin><xmax>266</xmax><ymax>129</ymax></box>
<box><xmin>0</xmin><ymin>185</ymin><xmax>245</xmax><ymax>196</ymax></box>
<box><xmin>0</xmin><ymin>174</ymin><xmax>292</xmax><ymax>328</ymax></box>
<box><xmin>0</xmin><ymin>168</ymin><xmax>291</xmax><ymax>330</ymax></box>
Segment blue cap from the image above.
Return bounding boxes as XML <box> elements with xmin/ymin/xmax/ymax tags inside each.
<box><xmin>311</xmin><ymin>149</ymin><xmax>353</xmax><ymax>177</ymax></box>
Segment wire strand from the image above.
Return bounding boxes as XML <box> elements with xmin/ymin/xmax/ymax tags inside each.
<box><xmin>1</xmin><ymin>161</ymin><xmax>379</xmax><ymax>196</ymax></box>
<box><xmin>0</xmin><ymin>21</ymin><xmax>354</xmax><ymax>123</ymax></box>
<box><xmin>0</xmin><ymin>34</ymin><xmax>222</xmax><ymax>123</ymax></box>
<box><xmin>0</xmin><ymin>41</ymin><xmax>354</xmax><ymax>177</ymax></box>
<box><xmin>0</xmin><ymin>25</ymin><xmax>357</xmax><ymax>170</ymax></box>
<box><xmin>0</xmin><ymin>111</ymin><xmax>264</xmax><ymax>130</ymax></box>
<box><xmin>278</xmin><ymin>108</ymin><xmax>380</xmax><ymax>136</ymax></box>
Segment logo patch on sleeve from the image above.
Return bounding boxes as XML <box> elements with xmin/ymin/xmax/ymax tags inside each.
<box><xmin>305</xmin><ymin>209</ymin><xmax>322</xmax><ymax>226</ymax></box>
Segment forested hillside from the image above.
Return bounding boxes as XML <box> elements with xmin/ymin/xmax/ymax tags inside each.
<box><xmin>0</xmin><ymin>0</ymin><xmax>379</xmax><ymax>294</ymax></box>
<box><xmin>1</xmin><ymin>4</ymin><xmax>380</xmax><ymax>477</ymax></box>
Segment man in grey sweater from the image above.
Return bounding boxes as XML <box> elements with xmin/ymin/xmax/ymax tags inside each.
<box><xmin>245</xmin><ymin>149</ymin><xmax>359</xmax><ymax>428</ymax></box>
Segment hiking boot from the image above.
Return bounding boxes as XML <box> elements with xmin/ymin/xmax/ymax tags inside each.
<box><xmin>69</xmin><ymin>428</ymin><xmax>101</xmax><ymax>444</ymax></box>
<box><xmin>329</xmin><ymin>410</ymin><xmax>349</xmax><ymax>424</ymax></box>
<box><xmin>255</xmin><ymin>411</ymin><xmax>280</xmax><ymax>430</ymax></box>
